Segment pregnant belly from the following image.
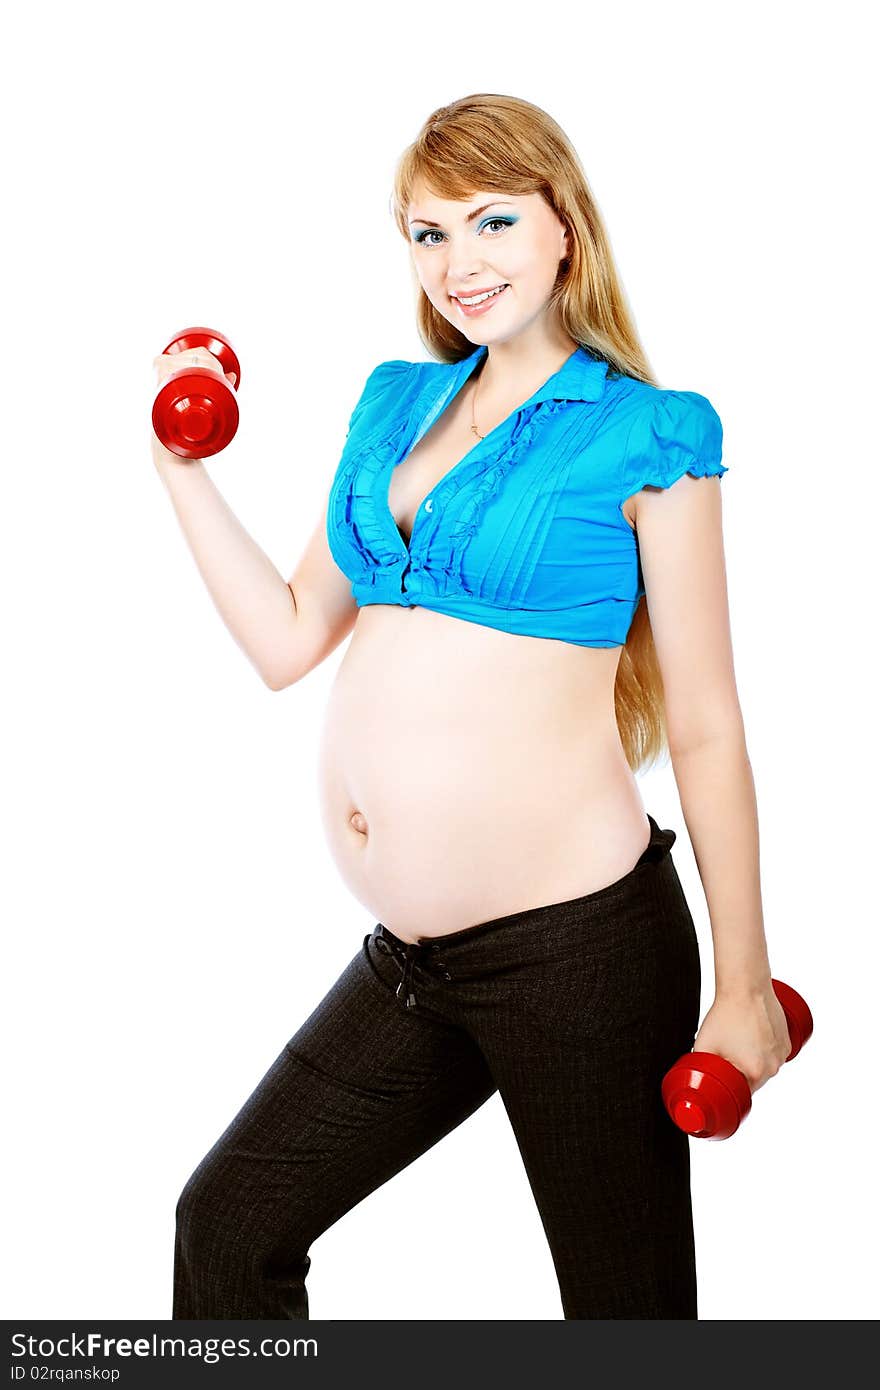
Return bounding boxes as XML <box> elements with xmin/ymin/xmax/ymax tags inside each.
<box><xmin>316</xmin><ymin>606</ymin><xmax>650</xmax><ymax>943</ymax></box>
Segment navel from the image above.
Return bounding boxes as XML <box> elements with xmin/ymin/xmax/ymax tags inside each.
<box><xmin>349</xmin><ymin>810</ymin><xmax>369</xmax><ymax>836</ymax></box>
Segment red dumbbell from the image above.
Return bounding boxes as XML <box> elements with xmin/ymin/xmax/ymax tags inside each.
<box><xmin>662</xmin><ymin>979</ymin><xmax>813</xmax><ymax>1141</ymax></box>
<box><xmin>152</xmin><ymin>326</ymin><xmax>241</xmax><ymax>459</ymax></box>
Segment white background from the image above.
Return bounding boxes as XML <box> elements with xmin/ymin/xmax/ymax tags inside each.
<box><xmin>3</xmin><ymin>0</ymin><xmax>876</xmax><ymax>1322</ymax></box>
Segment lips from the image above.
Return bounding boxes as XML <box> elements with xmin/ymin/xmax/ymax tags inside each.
<box><xmin>449</xmin><ymin>283</ymin><xmax>508</xmax><ymax>303</ymax></box>
<box><xmin>449</xmin><ymin>284</ymin><xmax>511</xmax><ymax>319</ymax></box>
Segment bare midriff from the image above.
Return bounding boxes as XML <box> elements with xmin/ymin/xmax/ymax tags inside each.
<box><xmin>317</xmin><ymin>603</ymin><xmax>651</xmax><ymax>945</ymax></box>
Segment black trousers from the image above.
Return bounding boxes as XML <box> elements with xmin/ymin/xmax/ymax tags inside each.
<box><xmin>173</xmin><ymin>813</ymin><xmax>702</xmax><ymax>1320</ymax></box>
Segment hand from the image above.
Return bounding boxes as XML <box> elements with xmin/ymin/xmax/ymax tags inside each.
<box><xmin>692</xmin><ymin>984</ymin><xmax>792</xmax><ymax>1093</ymax></box>
<box><xmin>153</xmin><ymin>346</ymin><xmax>235</xmax><ymax>388</ymax></box>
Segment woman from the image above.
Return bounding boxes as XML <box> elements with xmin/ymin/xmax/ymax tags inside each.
<box><xmin>160</xmin><ymin>93</ymin><xmax>791</xmax><ymax>1321</ymax></box>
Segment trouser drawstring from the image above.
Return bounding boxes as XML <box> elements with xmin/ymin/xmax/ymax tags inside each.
<box><xmin>373</xmin><ymin>926</ymin><xmax>453</xmax><ymax>1009</ymax></box>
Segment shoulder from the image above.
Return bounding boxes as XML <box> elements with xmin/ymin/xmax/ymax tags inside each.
<box><xmin>624</xmin><ymin>380</ymin><xmax>723</xmax><ymax>456</ymax></box>
<box><xmin>617</xmin><ymin>380</ymin><xmax>727</xmax><ymax>523</ymax></box>
<box><xmin>354</xmin><ymin>357</ymin><xmax>420</xmax><ymax>402</ymax></box>
<box><xmin>346</xmin><ymin>358</ymin><xmax>423</xmax><ymax>436</ymax></box>
<box><xmin>633</xmin><ymin>378</ymin><xmax>722</xmax><ymax>436</ymax></box>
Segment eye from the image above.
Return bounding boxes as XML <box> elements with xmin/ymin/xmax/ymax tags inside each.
<box><xmin>412</xmin><ymin>217</ymin><xmax>515</xmax><ymax>247</ymax></box>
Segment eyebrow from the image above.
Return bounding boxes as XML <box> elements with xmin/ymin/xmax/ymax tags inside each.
<box><xmin>408</xmin><ymin>200</ymin><xmax>516</xmax><ymax>229</ymax></box>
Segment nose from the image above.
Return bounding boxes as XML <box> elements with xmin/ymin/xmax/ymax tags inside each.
<box><xmin>446</xmin><ymin>266</ymin><xmax>493</xmax><ymax>290</ymax></box>
<box><xmin>443</xmin><ymin>248</ymin><xmax>497</xmax><ymax>289</ymax></box>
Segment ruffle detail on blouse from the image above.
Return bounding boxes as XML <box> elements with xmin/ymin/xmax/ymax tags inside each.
<box><xmin>335</xmin><ymin>417</ymin><xmax>412</xmax><ymax>569</ymax></box>
<box><xmin>448</xmin><ymin>401</ymin><xmax>566</xmax><ymax>596</ymax></box>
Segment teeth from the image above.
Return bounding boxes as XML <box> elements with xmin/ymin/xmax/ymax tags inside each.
<box><xmin>455</xmin><ymin>285</ymin><xmax>507</xmax><ymax>306</ymax></box>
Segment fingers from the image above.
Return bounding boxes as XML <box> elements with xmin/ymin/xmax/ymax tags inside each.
<box><xmin>153</xmin><ymin>347</ymin><xmax>227</xmax><ymax>380</ymax></box>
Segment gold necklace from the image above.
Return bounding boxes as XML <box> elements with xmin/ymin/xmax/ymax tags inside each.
<box><xmin>470</xmin><ymin>365</ymin><xmax>486</xmax><ymax>441</ymax></box>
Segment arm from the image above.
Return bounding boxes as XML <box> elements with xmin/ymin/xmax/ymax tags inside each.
<box><xmin>634</xmin><ymin>474</ymin><xmax>768</xmax><ymax>991</ymax></box>
<box><xmin>152</xmin><ymin>441</ymin><xmax>356</xmax><ymax>690</ymax></box>
<box><xmin>634</xmin><ymin>475</ymin><xmax>790</xmax><ymax>1087</ymax></box>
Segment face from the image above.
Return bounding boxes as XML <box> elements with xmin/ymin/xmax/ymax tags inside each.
<box><xmin>407</xmin><ymin>182</ymin><xmax>571</xmax><ymax>343</ymax></box>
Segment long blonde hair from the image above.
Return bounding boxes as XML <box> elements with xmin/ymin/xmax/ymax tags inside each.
<box><xmin>389</xmin><ymin>92</ymin><xmax>669</xmax><ymax>774</ymax></box>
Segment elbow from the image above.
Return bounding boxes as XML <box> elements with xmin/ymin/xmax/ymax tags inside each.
<box><xmin>666</xmin><ymin>693</ymin><xmax>747</xmax><ymax>760</ymax></box>
<box><xmin>668</xmin><ymin>722</ymin><xmax>748</xmax><ymax>760</ymax></box>
<box><xmin>263</xmin><ymin>653</ymin><xmax>307</xmax><ymax>690</ymax></box>
<box><xmin>263</xmin><ymin>669</ymin><xmax>296</xmax><ymax>692</ymax></box>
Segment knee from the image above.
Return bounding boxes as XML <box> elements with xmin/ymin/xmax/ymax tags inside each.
<box><xmin>174</xmin><ymin>1151</ymin><xmax>314</xmax><ymax>1319</ymax></box>
<box><xmin>175</xmin><ymin>1154</ymin><xmax>233</xmax><ymax>1274</ymax></box>
<box><xmin>174</xmin><ymin>1149</ymin><xmax>309</xmax><ymax>1278</ymax></box>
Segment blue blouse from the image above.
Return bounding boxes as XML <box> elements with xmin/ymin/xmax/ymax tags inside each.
<box><xmin>326</xmin><ymin>343</ymin><xmax>726</xmax><ymax>649</ymax></box>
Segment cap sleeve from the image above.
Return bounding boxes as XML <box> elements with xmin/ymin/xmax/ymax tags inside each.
<box><xmin>346</xmin><ymin>358</ymin><xmax>414</xmax><ymax>438</ymax></box>
<box><xmin>619</xmin><ymin>389</ymin><xmax>726</xmax><ymax>513</ymax></box>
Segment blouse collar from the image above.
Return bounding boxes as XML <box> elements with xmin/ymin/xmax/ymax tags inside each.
<box><xmin>453</xmin><ymin>342</ymin><xmax>609</xmax><ymax>406</ymax></box>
